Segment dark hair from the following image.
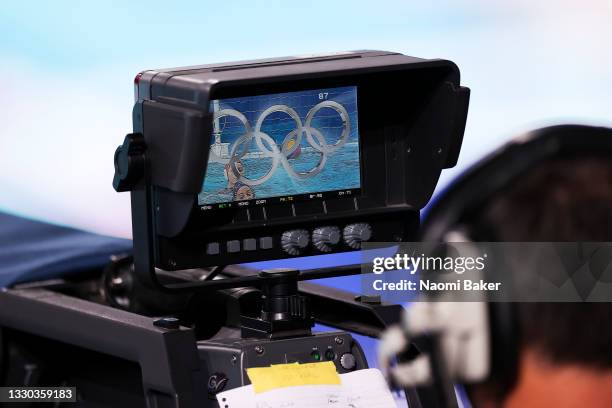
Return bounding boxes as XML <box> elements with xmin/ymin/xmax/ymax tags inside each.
<box><xmin>485</xmin><ymin>157</ymin><xmax>612</xmax><ymax>243</ymax></box>
<box><xmin>476</xmin><ymin>156</ymin><xmax>612</xmax><ymax>399</ymax></box>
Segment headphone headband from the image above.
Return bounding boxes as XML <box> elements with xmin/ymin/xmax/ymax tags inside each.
<box><xmin>422</xmin><ymin>124</ymin><xmax>612</xmax><ymax>242</ymax></box>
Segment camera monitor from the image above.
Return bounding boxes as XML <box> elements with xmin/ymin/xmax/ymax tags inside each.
<box><xmin>113</xmin><ymin>50</ymin><xmax>470</xmax><ymax>291</ymax></box>
<box><xmin>199</xmin><ymin>86</ymin><xmax>361</xmax><ymax>209</ymax></box>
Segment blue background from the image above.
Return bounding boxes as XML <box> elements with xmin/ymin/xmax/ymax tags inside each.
<box><xmin>1</xmin><ymin>1</ymin><xmax>611</xmax><ymax>235</ymax></box>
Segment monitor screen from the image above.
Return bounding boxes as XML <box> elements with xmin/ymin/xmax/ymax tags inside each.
<box><xmin>198</xmin><ymin>86</ymin><xmax>361</xmax><ymax>209</ymax></box>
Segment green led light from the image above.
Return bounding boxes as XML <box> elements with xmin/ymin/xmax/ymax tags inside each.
<box><xmin>311</xmin><ymin>350</ymin><xmax>321</xmax><ymax>361</ymax></box>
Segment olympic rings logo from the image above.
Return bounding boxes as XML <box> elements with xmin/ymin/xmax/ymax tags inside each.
<box><xmin>208</xmin><ymin>101</ymin><xmax>351</xmax><ymax>186</ymax></box>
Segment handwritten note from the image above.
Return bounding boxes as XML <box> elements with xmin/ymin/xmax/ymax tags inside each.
<box><xmin>217</xmin><ymin>368</ymin><xmax>397</xmax><ymax>408</ymax></box>
<box><xmin>247</xmin><ymin>362</ymin><xmax>341</xmax><ymax>393</ymax></box>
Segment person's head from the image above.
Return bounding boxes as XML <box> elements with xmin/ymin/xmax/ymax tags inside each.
<box><xmin>467</xmin><ymin>156</ymin><xmax>612</xmax><ymax>408</ymax></box>
<box><xmin>234</xmin><ymin>185</ymin><xmax>255</xmax><ymax>201</ymax></box>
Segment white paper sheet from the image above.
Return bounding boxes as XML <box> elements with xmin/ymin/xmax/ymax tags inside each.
<box><xmin>216</xmin><ymin>368</ymin><xmax>397</xmax><ymax>408</ymax></box>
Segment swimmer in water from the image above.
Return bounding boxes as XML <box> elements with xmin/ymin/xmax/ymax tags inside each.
<box><xmin>223</xmin><ymin>159</ymin><xmax>244</xmax><ymax>189</ymax></box>
<box><xmin>221</xmin><ymin>158</ymin><xmax>256</xmax><ymax>201</ymax></box>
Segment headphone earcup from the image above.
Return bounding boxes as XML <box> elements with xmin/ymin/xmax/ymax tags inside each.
<box><xmin>420</xmin><ymin>125</ymin><xmax>612</xmax><ymax>394</ymax></box>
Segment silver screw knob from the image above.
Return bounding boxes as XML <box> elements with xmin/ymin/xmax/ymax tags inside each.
<box><xmin>340</xmin><ymin>353</ymin><xmax>357</xmax><ymax>370</ymax></box>
<box><xmin>312</xmin><ymin>226</ymin><xmax>341</xmax><ymax>252</ymax></box>
<box><xmin>280</xmin><ymin>229</ymin><xmax>310</xmax><ymax>255</ymax></box>
<box><xmin>343</xmin><ymin>223</ymin><xmax>372</xmax><ymax>249</ymax></box>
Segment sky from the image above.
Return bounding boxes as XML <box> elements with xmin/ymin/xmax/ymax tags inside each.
<box><xmin>1</xmin><ymin>0</ymin><xmax>611</xmax><ymax>238</ymax></box>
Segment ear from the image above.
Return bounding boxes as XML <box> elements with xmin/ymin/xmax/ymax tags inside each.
<box><xmin>466</xmin><ymin>383</ymin><xmax>504</xmax><ymax>408</ymax></box>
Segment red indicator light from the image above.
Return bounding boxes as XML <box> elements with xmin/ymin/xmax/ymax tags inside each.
<box><xmin>134</xmin><ymin>72</ymin><xmax>143</xmax><ymax>85</ymax></box>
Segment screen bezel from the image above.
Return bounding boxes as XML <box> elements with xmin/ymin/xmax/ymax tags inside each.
<box><xmin>144</xmin><ymin>60</ymin><xmax>466</xmax><ymax>277</ymax></box>
<box><xmin>197</xmin><ymin>85</ymin><xmax>364</xmax><ymax>211</ymax></box>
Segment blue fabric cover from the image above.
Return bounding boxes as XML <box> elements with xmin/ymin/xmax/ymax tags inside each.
<box><xmin>0</xmin><ymin>212</ymin><xmax>132</xmax><ymax>287</ymax></box>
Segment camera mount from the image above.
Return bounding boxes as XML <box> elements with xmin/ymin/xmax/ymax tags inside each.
<box><xmin>240</xmin><ymin>268</ymin><xmax>314</xmax><ymax>339</ymax></box>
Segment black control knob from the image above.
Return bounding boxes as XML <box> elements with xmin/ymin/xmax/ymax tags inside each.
<box><xmin>340</xmin><ymin>353</ymin><xmax>357</xmax><ymax>370</ymax></box>
<box><xmin>113</xmin><ymin>133</ymin><xmax>146</xmax><ymax>192</ymax></box>
<box><xmin>312</xmin><ymin>226</ymin><xmax>341</xmax><ymax>252</ymax></box>
<box><xmin>281</xmin><ymin>229</ymin><xmax>310</xmax><ymax>255</ymax></box>
<box><xmin>343</xmin><ymin>223</ymin><xmax>372</xmax><ymax>249</ymax></box>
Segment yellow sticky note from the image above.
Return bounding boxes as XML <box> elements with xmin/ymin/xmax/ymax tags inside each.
<box><xmin>247</xmin><ymin>361</ymin><xmax>340</xmax><ymax>393</ymax></box>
